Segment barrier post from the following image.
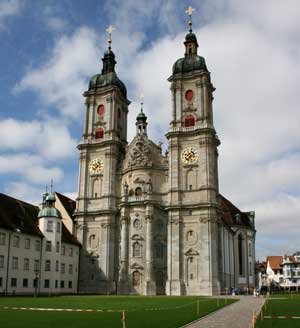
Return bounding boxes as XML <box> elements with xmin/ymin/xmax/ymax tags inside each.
<box><xmin>122</xmin><ymin>310</ymin><xmax>126</xmax><ymax>328</ymax></box>
<box><xmin>197</xmin><ymin>300</ymin><xmax>199</xmax><ymax>317</ymax></box>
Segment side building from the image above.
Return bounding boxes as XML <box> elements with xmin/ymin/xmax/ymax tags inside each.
<box><xmin>0</xmin><ymin>192</ymin><xmax>80</xmax><ymax>295</ymax></box>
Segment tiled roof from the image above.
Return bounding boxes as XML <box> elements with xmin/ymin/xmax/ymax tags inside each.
<box><xmin>220</xmin><ymin>194</ymin><xmax>252</xmax><ymax>228</ymax></box>
<box><xmin>0</xmin><ymin>193</ymin><xmax>80</xmax><ymax>246</ymax></box>
<box><xmin>55</xmin><ymin>192</ymin><xmax>76</xmax><ymax>220</ymax></box>
<box><xmin>0</xmin><ymin>193</ymin><xmax>43</xmax><ymax>237</ymax></box>
<box><xmin>267</xmin><ymin>256</ymin><xmax>283</xmax><ymax>270</ymax></box>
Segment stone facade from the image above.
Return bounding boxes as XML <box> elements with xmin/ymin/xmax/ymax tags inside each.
<box><xmin>74</xmin><ymin>27</ymin><xmax>256</xmax><ymax>296</ymax></box>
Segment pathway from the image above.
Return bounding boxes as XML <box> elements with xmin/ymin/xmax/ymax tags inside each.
<box><xmin>182</xmin><ymin>296</ymin><xmax>265</xmax><ymax>328</ymax></box>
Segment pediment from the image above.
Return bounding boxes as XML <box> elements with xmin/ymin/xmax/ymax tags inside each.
<box><xmin>185</xmin><ymin>248</ymin><xmax>199</xmax><ymax>256</ymax></box>
<box><xmin>131</xmin><ymin>234</ymin><xmax>143</xmax><ymax>241</ymax></box>
<box><xmin>130</xmin><ymin>262</ymin><xmax>144</xmax><ymax>270</ymax></box>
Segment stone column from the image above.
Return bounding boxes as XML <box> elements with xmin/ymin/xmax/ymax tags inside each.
<box><xmin>119</xmin><ymin>216</ymin><xmax>129</xmax><ymax>282</ymax></box>
<box><xmin>144</xmin><ymin>208</ymin><xmax>156</xmax><ymax>295</ymax></box>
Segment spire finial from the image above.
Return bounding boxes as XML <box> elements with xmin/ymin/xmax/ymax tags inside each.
<box><xmin>106</xmin><ymin>25</ymin><xmax>115</xmax><ymax>49</ymax></box>
<box><xmin>50</xmin><ymin>179</ymin><xmax>53</xmax><ymax>193</ymax></box>
<box><xmin>185</xmin><ymin>6</ymin><xmax>195</xmax><ymax>32</ymax></box>
<box><xmin>140</xmin><ymin>94</ymin><xmax>144</xmax><ymax>113</ymax></box>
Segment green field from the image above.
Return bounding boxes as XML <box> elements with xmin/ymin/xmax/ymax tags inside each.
<box><xmin>256</xmin><ymin>293</ymin><xmax>300</xmax><ymax>328</ymax></box>
<box><xmin>0</xmin><ymin>295</ymin><xmax>235</xmax><ymax>328</ymax></box>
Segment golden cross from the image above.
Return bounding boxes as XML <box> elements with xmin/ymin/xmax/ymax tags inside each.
<box><xmin>106</xmin><ymin>25</ymin><xmax>115</xmax><ymax>47</ymax></box>
<box><xmin>185</xmin><ymin>5</ymin><xmax>195</xmax><ymax>17</ymax></box>
<box><xmin>185</xmin><ymin>6</ymin><xmax>195</xmax><ymax>31</ymax></box>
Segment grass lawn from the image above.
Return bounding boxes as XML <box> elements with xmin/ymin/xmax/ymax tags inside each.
<box><xmin>256</xmin><ymin>293</ymin><xmax>300</xmax><ymax>328</ymax></box>
<box><xmin>0</xmin><ymin>295</ymin><xmax>235</xmax><ymax>328</ymax></box>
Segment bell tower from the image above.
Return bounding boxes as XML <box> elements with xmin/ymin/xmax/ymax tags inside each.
<box><xmin>166</xmin><ymin>7</ymin><xmax>221</xmax><ymax>295</ymax></box>
<box><xmin>74</xmin><ymin>26</ymin><xmax>130</xmax><ymax>293</ymax></box>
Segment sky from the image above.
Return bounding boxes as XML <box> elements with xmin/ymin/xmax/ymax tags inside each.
<box><xmin>0</xmin><ymin>0</ymin><xmax>300</xmax><ymax>260</ymax></box>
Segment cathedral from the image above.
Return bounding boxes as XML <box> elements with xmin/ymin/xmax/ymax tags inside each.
<box><xmin>73</xmin><ymin>10</ymin><xmax>256</xmax><ymax>296</ymax></box>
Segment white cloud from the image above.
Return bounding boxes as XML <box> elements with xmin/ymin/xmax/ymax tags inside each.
<box><xmin>15</xmin><ymin>27</ymin><xmax>99</xmax><ymax>118</ymax></box>
<box><xmin>4</xmin><ymin>181</ymin><xmax>42</xmax><ymax>205</ymax></box>
<box><xmin>0</xmin><ymin>118</ymin><xmax>77</xmax><ymax>160</ymax></box>
<box><xmin>0</xmin><ymin>153</ymin><xmax>63</xmax><ymax>184</ymax></box>
<box><xmin>0</xmin><ymin>0</ymin><xmax>22</xmax><ymax>28</ymax></box>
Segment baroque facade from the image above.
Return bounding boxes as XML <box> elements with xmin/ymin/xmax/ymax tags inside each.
<box><xmin>74</xmin><ymin>20</ymin><xmax>256</xmax><ymax>296</ymax></box>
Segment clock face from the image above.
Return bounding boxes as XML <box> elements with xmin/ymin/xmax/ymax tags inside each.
<box><xmin>89</xmin><ymin>158</ymin><xmax>104</xmax><ymax>174</ymax></box>
<box><xmin>181</xmin><ymin>147</ymin><xmax>199</xmax><ymax>164</ymax></box>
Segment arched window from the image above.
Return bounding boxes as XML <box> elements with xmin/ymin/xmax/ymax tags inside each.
<box><xmin>117</xmin><ymin>108</ymin><xmax>122</xmax><ymax>129</ymax></box>
<box><xmin>132</xmin><ymin>270</ymin><xmax>141</xmax><ymax>286</ymax></box>
<box><xmin>95</xmin><ymin>128</ymin><xmax>104</xmax><ymax>139</ymax></box>
<box><xmin>185</xmin><ymin>115</ymin><xmax>195</xmax><ymax>127</ymax></box>
<box><xmin>135</xmin><ymin>187</ymin><xmax>142</xmax><ymax>196</ymax></box>
<box><xmin>238</xmin><ymin>234</ymin><xmax>244</xmax><ymax>275</ymax></box>
<box><xmin>133</xmin><ymin>242</ymin><xmax>141</xmax><ymax>257</ymax></box>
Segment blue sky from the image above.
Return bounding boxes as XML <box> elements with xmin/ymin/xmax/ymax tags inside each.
<box><xmin>0</xmin><ymin>0</ymin><xmax>300</xmax><ymax>259</ymax></box>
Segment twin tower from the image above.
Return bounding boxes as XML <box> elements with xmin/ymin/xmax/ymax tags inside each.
<box><xmin>73</xmin><ymin>17</ymin><xmax>256</xmax><ymax>296</ymax></box>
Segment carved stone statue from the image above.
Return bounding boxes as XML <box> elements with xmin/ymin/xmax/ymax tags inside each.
<box><xmin>146</xmin><ymin>178</ymin><xmax>153</xmax><ymax>194</ymax></box>
<box><xmin>123</xmin><ymin>181</ymin><xmax>129</xmax><ymax>196</ymax></box>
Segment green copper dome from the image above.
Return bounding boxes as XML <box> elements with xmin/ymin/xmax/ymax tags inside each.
<box><xmin>136</xmin><ymin>110</ymin><xmax>147</xmax><ymax>121</ymax></box>
<box><xmin>38</xmin><ymin>207</ymin><xmax>62</xmax><ymax>219</ymax></box>
<box><xmin>88</xmin><ymin>48</ymin><xmax>127</xmax><ymax>98</ymax></box>
<box><xmin>172</xmin><ymin>55</ymin><xmax>207</xmax><ymax>75</ymax></box>
<box><xmin>89</xmin><ymin>72</ymin><xmax>127</xmax><ymax>98</ymax></box>
<box><xmin>171</xmin><ymin>30</ymin><xmax>208</xmax><ymax>76</ymax></box>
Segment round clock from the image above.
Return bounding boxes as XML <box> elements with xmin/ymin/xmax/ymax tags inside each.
<box><xmin>181</xmin><ymin>147</ymin><xmax>199</xmax><ymax>164</ymax></box>
<box><xmin>89</xmin><ymin>158</ymin><xmax>104</xmax><ymax>174</ymax></box>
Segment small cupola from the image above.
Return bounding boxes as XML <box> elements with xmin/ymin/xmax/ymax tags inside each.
<box><xmin>136</xmin><ymin>95</ymin><xmax>148</xmax><ymax>137</ymax></box>
<box><xmin>38</xmin><ymin>189</ymin><xmax>62</xmax><ymax>219</ymax></box>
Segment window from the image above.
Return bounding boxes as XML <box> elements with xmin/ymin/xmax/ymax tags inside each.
<box><xmin>45</xmin><ymin>260</ymin><xmax>51</xmax><ymax>272</ymax></box>
<box><xmin>34</xmin><ymin>260</ymin><xmax>40</xmax><ymax>271</ymax></box>
<box><xmin>47</xmin><ymin>221</ymin><xmax>53</xmax><ymax>232</ymax></box>
<box><xmin>11</xmin><ymin>278</ymin><xmax>17</xmax><ymax>287</ymax></box>
<box><xmin>69</xmin><ymin>264</ymin><xmax>73</xmax><ymax>274</ymax></box>
<box><xmin>184</xmin><ymin>115</ymin><xmax>195</xmax><ymax>127</ymax></box>
<box><xmin>25</xmin><ymin>238</ymin><xmax>30</xmax><ymax>249</ymax></box>
<box><xmin>46</xmin><ymin>241</ymin><xmax>52</xmax><ymax>252</ymax></box>
<box><xmin>248</xmin><ymin>242</ymin><xmax>252</xmax><ymax>256</ymax></box>
<box><xmin>33</xmin><ymin>278</ymin><xmax>38</xmax><ymax>288</ymax></box>
<box><xmin>12</xmin><ymin>257</ymin><xmax>18</xmax><ymax>270</ymax></box>
<box><xmin>23</xmin><ymin>278</ymin><xmax>28</xmax><ymax>288</ymax></box>
<box><xmin>56</xmin><ymin>222</ymin><xmax>61</xmax><ymax>233</ymax></box>
<box><xmin>13</xmin><ymin>235</ymin><xmax>20</xmax><ymax>248</ymax></box>
<box><xmin>0</xmin><ymin>232</ymin><xmax>6</xmax><ymax>245</ymax></box>
<box><xmin>133</xmin><ymin>242</ymin><xmax>141</xmax><ymax>257</ymax></box>
<box><xmin>56</xmin><ymin>242</ymin><xmax>60</xmax><ymax>253</ymax></box>
<box><xmin>61</xmin><ymin>245</ymin><xmax>65</xmax><ymax>256</ymax></box>
<box><xmin>132</xmin><ymin>271</ymin><xmax>140</xmax><ymax>286</ymax></box>
<box><xmin>55</xmin><ymin>280</ymin><xmax>58</xmax><ymax>288</ymax></box>
<box><xmin>44</xmin><ymin>279</ymin><xmax>50</xmax><ymax>288</ymax></box>
<box><xmin>35</xmin><ymin>240</ymin><xmax>41</xmax><ymax>251</ymax></box>
<box><xmin>95</xmin><ymin>128</ymin><xmax>104</xmax><ymax>139</ymax></box>
<box><xmin>60</xmin><ymin>280</ymin><xmax>65</xmax><ymax>288</ymax></box>
<box><xmin>23</xmin><ymin>258</ymin><xmax>30</xmax><ymax>271</ymax></box>
<box><xmin>0</xmin><ymin>255</ymin><xmax>4</xmax><ymax>269</ymax></box>
<box><xmin>68</xmin><ymin>281</ymin><xmax>72</xmax><ymax>289</ymax></box>
<box><xmin>97</xmin><ymin>104</ymin><xmax>105</xmax><ymax>115</ymax></box>
<box><xmin>69</xmin><ymin>248</ymin><xmax>73</xmax><ymax>257</ymax></box>
<box><xmin>238</xmin><ymin>234</ymin><xmax>244</xmax><ymax>276</ymax></box>
<box><xmin>190</xmin><ymin>273</ymin><xmax>194</xmax><ymax>280</ymax></box>
<box><xmin>189</xmin><ymin>257</ymin><xmax>193</xmax><ymax>263</ymax></box>
<box><xmin>55</xmin><ymin>260</ymin><xmax>59</xmax><ymax>272</ymax></box>
<box><xmin>185</xmin><ymin>90</ymin><xmax>194</xmax><ymax>101</ymax></box>
<box><xmin>189</xmin><ymin>184</ymin><xmax>193</xmax><ymax>190</ymax></box>
<box><xmin>135</xmin><ymin>187</ymin><xmax>142</xmax><ymax>196</ymax></box>
<box><xmin>61</xmin><ymin>263</ymin><xmax>65</xmax><ymax>274</ymax></box>
<box><xmin>0</xmin><ymin>277</ymin><xmax>2</xmax><ymax>287</ymax></box>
